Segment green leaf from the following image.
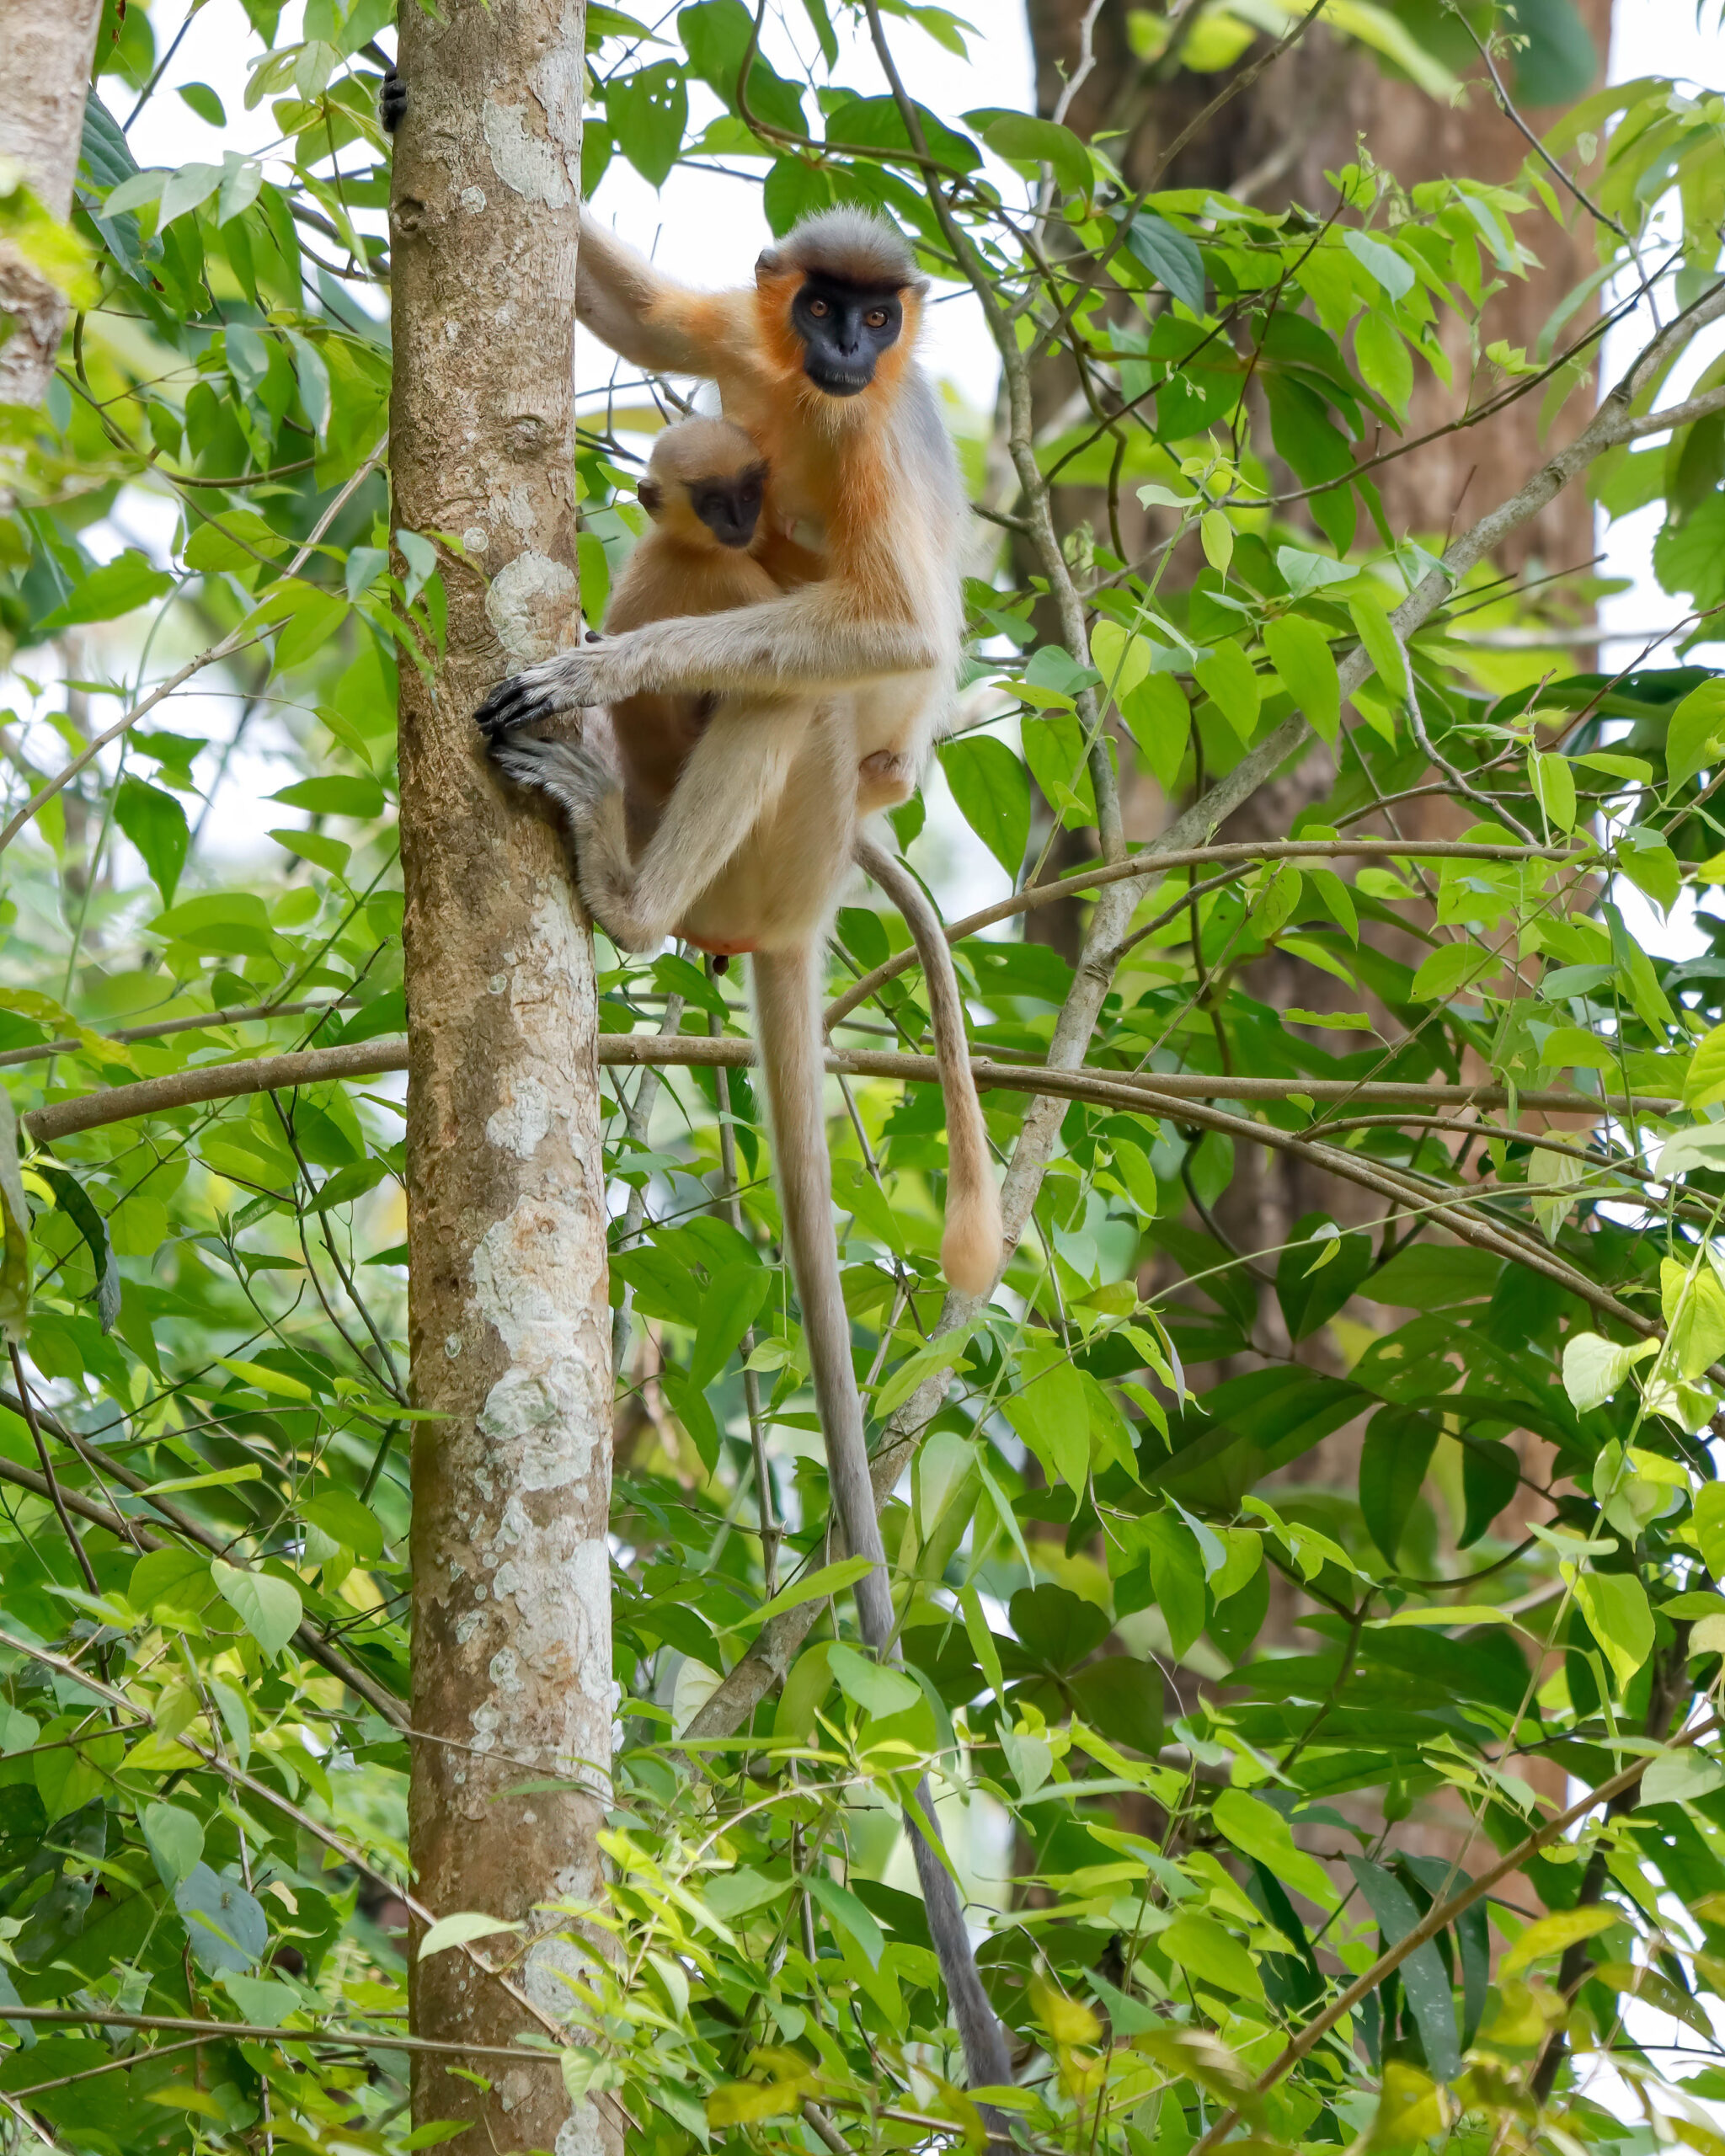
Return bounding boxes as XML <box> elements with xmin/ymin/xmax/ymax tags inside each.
<box><xmin>1264</xmin><ymin>614</ymin><xmax>1341</xmax><ymax>742</ymax></box>
<box><xmin>114</xmin><ymin>775</ymin><xmax>190</xmax><ymax>907</ymax></box>
<box><xmin>680</xmin><ymin>0</ymin><xmax>807</xmax><ymax>134</ymax></box>
<box><xmin>177</xmin><ymin>82</ymin><xmax>227</xmax><ymax>126</ymax></box>
<box><xmin>142</xmin><ymin>1801</ymin><xmax>204</xmax><ymax>1888</ymax></box>
<box><xmin>1561</xmin><ymin>1331</ymin><xmax>1657</xmax><ymax>1411</ymax></box>
<box><xmin>825</xmin><ymin>1641</ymin><xmax>921</xmax><ymax>1718</ymax></box>
<box><xmin>1135</xmin><ymin>1510</ymin><xmax>1206</xmax><ymax>1658</ymax></box>
<box><xmin>209</xmin><ymin>1560</ymin><xmax>302</xmax><ymax>1657</ymax></box>
<box><xmin>804</xmin><ymin>1874</ymin><xmax>885</xmax><ymax>1962</ymax></box>
<box><xmin>1411</xmin><ymin>941</ymin><xmax>1492</xmax><ymax>1001</ymax></box>
<box><xmin>37</xmin><ymin>1166</ymin><xmax>120</xmax><ymax>1332</ymax></box>
<box><xmin>1211</xmin><ymin>1789</ymin><xmax>1331</xmax><ymax>1907</ymax></box>
<box><xmin>1529</xmin><ymin>750</ymin><xmax>1576</xmax><ymax>832</ymax></box>
<box><xmin>1343</xmin><ymin>229</ymin><xmax>1415</xmax><ymax>302</ymax></box>
<box><xmin>1665</xmin><ymin>678</ymin><xmax>1725</xmax><ymax>786</ymax></box>
<box><xmin>1120</xmin><ymin>671</ymin><xmax>1191</xmax><ymax>790</ymax></box>
<box><xmin>1348</xmin><ymin>592</ymin><xmax>1409</xmax><ymax>701</ymax></box>
<box><xmin>938</xmin><ymin>736</ymin><xmax>1029</xmax><ymax>875</ymax></box>
<box><xmin>688</xmin><ymin>1261</ymin><xmax>773</xmax><ymax>1390</ymax></box>
<box><xmin>271</xmin><ymin>774</ymin><xmax>385</xmax><ymax>819</ymax></box>
<box><xmin>1162</xmin><ymin>1913</ymin><xmax>1262</xmax><ymax>2000</ymax></box>
<box><xmin>1002</xmin><ymin>1357</ymin><xmax>1090</xmax><ymax>1488</ymax></box>
<box><xmin>1500</xmin><ymin>1903</ymin><xmax>1614</xmax><ymax>1976</ymax></box>
<box><xmin>419</xmin><ymin>1911</ymin><xmax>523</xmax><ymax>1960</ymax></box>
<box><xmin>1069</xmin><ymin>1658</ymin><xmax>1163</xmax><ymax>1756</ymax></box>
<box><xmin>173</xmin><ymin>1863</ymin><xmax>268</xmax><ymax>1975</ymax></box>
<box><xmin>1358</xmin><ymin>1406</ymin><xmax>1439</xmax><ymax>1566</ymax></box>
<box><xmin>1193</xmin><ymin>640</ymin><xmax>1260</xmax><ymax>741</ymax></box>
<box><xmin>1347</xmin><ymin>1857</ymin><xmax>1461</xmax><ymax>2081</ymax></box>
<box><xmin>35</xmin><ymin>550</ymin><xmax>172</xmax><ymax>632</ymax></box>
<box><xmin>1571</xmin><ymin>1570</ymin><xmax>1654</xmax><ymax>1694</ymax></box>
<box><xmin>301</xmin><ymin>1491</ymin><xmax>385</xmax><ymax>1561</ymax></box>
<box><xmin>966</xmin><ymin>109</ymin><xmax>1092</xmax><ymax>199</ymax></box>
<box><xmin>730</xmin><ymin>1556</ymin><xmax>873</xmax><ymax>1632</ymax></box>
<box><xmin>1124</xmin><ymin>211</ymin><xmax>1205</xmax><ymax>314</ymax></box>
<box><xmin>606</xmin><ymin>62</ymin><xmax>689</xmax><ymax>189</ymax></box>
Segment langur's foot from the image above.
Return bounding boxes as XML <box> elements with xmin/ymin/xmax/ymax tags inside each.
<box><xmin>488</xmin><ymin>734</ymin><xmax>659</xmax><ymax>953</ymax></box>
<box><xmin>485</xmin><ymin>731</ymin><xmax>616</xmax><ymax>823</ymax></box>
<box><xmin>380</xmin><ymin>62</ymin><xmax>407</xmax><ymax>132</ymax></box>
<box><xmin>473</xmin><ymin>644</ymin><xmax>608</xmax><ymax>738</ymax></box>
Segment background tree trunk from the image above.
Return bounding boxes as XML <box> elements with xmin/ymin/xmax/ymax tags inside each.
<box><xmin>1022</xmin><ymin>0</ymin><xmax>1614</xmax><ymax>1849</ymax></box>
<box><xmin>389</xmin><ymin>8</ymin><xmax>618</xmax><ymax>2153</ymax></box>
<box><xmin>0</xmin><ymin>0</ymin><xmax>103</xmax><ymax>408</ymax></box>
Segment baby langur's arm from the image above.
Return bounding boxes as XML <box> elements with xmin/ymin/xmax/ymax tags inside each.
<box><xmin>475</xmin><ymin>590</ymin><xmax>937</xmax><ymax>734</ymax></box>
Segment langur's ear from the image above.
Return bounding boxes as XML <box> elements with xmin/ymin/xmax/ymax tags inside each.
<box><xmin>638</xmin><ymin>478</ymin><xmax>663</xmax><ymax>515</ymax></box>
<box><xmin>755</xmin><ymin>247</ymin><xmax>785</xmax><ymax>285</ymax></box>
<box><xmin>906</xmin><ymin>275</ymin><xmax>931</xmax><ymax>299</ymax></box>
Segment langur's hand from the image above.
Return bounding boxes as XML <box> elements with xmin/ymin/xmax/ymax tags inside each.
<box><xmin>473</xmin><ymin>643</ymin><xmax>611</xmax><ymax>737</ymax></box>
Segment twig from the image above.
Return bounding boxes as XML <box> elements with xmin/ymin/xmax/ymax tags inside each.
<box><xmin>9</xmin><ymin>1343</ymin><xmax>99</xmax><ymax>1594</ymax></box>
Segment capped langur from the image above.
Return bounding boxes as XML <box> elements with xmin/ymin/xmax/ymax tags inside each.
<box><xmin>489</xmin><ymin>414</ymin><xmax>998</xmax><ymax>1289</ymax></box>
<box><xmin>477</xmin><ymin>214</ymin><xmax>1013</xmax><ymax>2104</ymax></box>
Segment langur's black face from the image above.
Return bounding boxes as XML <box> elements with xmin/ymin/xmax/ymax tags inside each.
<box><xmin>687</xmin><ymin>464</ymin><xmax>765</xmax><ymax>549</ymax></box>
<box><xmin>791</xmin><ymin>272</ymin><xmax>904</xmax><ymax>396</ymax></box>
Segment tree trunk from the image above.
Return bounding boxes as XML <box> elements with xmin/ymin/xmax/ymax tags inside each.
<box><xmin>0</xmin><ymin>0</ymin><xmax>103</xmax><ymax>408</ymax></box>
<box><xmin>389</xmin><ymin>9</ymin><xmax>618</xmax><ymax>2154</ymax></box>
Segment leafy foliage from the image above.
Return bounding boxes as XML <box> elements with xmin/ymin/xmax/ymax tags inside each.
<box><xmin>4</xmin><ymin>5</ymin><xmax>1725</xmax><ymax>2156</ymax></box>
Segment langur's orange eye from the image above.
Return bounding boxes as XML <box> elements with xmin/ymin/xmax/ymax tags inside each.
<box><xmin>865</xmin><ymin>308</ymin><xmax>887</xmax><ymax>328</ymax></box>
<box><xmin>809</xmin><ymin>298</ymin><xmax>829</xmax><ymax>318</ymax></box>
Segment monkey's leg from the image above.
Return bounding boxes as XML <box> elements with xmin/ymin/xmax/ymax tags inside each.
<box><xmin>750</xmin><ymin>945</ymin><xmax>1015</xmax><ymax>2115</ymax></box>
<box><xmin>620</xmin><ymin>695</ymin><xmax>811</xmax><ymax>938</ymax></box>
<box><xmin>855</xmin><ymin>837</ymin><xmax>1002</xmax><ymax>1299</ymax></box>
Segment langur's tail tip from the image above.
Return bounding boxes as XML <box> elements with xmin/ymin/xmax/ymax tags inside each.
<box><xmin>942</xmin><ymin>1185</ymin><xmax>1003</xmax><ymax>1300</ymax></box>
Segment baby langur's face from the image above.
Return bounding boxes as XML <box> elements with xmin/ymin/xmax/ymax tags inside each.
<box><xmin>684</xmin><ymin>462</ymin><xmax>766</xmax><ymax>550</ymax></box>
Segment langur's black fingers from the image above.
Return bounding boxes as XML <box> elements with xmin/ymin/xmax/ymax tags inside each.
<box><xmin>379</xmin><ymin>62</ymin><xmax>408</xmax><ymax>133</ymax></box>
<box><xmin>474</xmin><ymin>675</ymin><xmax>546</xmax><ymax>737</ymax></box>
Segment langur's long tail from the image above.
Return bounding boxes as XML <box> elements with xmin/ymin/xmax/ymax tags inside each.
<box><xmin>854</xmin><ymin>838</ymin><xmax>1002</xmax><ymax>1299</ymax></box>
<box><xmin>750</xmin><ymin>944</ymin><xmax>1015</xmax><ymax>2113</ymax></box>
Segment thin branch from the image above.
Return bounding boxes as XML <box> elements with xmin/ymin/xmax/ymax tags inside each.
<box><xmin>19</xmin><ymin>1031</ymin><xmax>1681</xmax><ymax>1148</ymax></box>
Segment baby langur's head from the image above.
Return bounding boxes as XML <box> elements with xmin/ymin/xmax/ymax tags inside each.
<box><xmin>637</xmin><ymin>418</ymin><xmax>767</xmax><ymax>551</ymax></box>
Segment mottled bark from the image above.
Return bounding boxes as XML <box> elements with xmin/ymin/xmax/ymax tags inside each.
<box><xmin>0</xmin><ymin>0</ymin><xmax>102</xmax><ymax>408</ymax></box>
<box><xmin>390</xmin><ymin>8</ymin><xmax>617</xmax><ymax>2154</ymax></box>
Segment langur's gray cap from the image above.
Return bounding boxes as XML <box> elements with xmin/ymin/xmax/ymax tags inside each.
<box><xmin>756</xmin><ymin>207</ymin><xmax>928</xmax><ymax>294</ymax></box>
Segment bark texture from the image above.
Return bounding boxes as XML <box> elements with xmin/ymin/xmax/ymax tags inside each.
<box><xmin>389</xmin><ymin>8</ymin><xmax>615</xmax><ymax>2153</ymax></box>
<box><xmin>0</xmin><ymin>0</ymin><xmax>102</xmax><ymax>408</ymax></box>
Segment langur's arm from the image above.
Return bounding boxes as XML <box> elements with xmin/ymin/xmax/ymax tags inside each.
<box><xmin>578</xmin><ymin>210</ymin><xmax>737</xmax><ymax>376</ymax></box>
<box><xmin>476</xmin><ymin>588</ymin><xmax>937</xmax><ymax>731</ymax></box>
<box><xmin>855</xmin><ymin>837</ymin><xmax>1001</xmax><ymax>1298</ymax></box>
